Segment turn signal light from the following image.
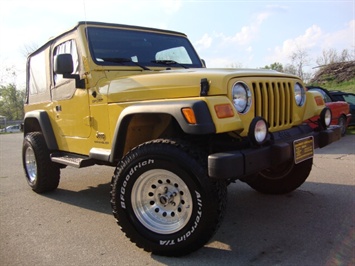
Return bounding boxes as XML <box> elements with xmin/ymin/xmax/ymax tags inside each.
<box><xmin>182</xmin><ymin>108</ymin><xmax>197</xmax><ymax>124</ymax></box>
<box><xmin>314</xmin><ymin>96</ymin><xmax>324</xmax><ymax>106</ymax></box>
<box><xmin>214</xmin><ymin>104</ymin><xmax>234</xmax><ymax>118</ymax></box>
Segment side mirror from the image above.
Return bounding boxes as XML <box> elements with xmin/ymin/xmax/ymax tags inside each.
<box><xmin>201</xmin><ymin>59</ymin><xmax>206</xmax><ymax>68</ymax></box>
<box><xmin>54</xmin><ymin>54</ymin><xmax>74</xmax><ymax>74</ymax></box>
<box><xmin>54</xmin><ymin>54</ymin><xmax>85</xmax><ymax>88</ymax></box>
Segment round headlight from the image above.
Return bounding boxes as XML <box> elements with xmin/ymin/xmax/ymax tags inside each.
<box><xmin>320</xmin><ymin>107</ymin><xmax>332</xmax><ymax>128</ymax></box>
<box><xmin>294</xmin><ymin>82</ymin><xmax>306</xmax><ymax>106</ymax></box>
<box><xmin>248</xmin><ymin>117</ymin><xmax>268</xmax><ymax>145</ymax></box>
<box><xmin>232</xmin><ymin>82</ymin><xmax>251</xmax><ymax>113</ymax></box>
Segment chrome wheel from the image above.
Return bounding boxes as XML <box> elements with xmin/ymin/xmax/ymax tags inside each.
<box><xmin>25</xmin><ymin>146</ymin><xmax>37</xmax><ymax>183</ymax></box>
<box><xmin>131</xmin><ymin>169</ymin><xmax>193</xmax><ymax>234</ymax></box>
<box><xmin>22</xmin><ymin>132</ymin><xmax>60</xmax><ymax>193</ymax></box>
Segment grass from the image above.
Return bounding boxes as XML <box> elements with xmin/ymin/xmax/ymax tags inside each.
<box><xmin>309</xmin><ymin>78</ymin><xmax>355</xmax><ymax>93</ymax></box>
<box><xmin>346</xmin><ymin>126</ymin><xmax>355</xmax><ymax>135</ymax></box>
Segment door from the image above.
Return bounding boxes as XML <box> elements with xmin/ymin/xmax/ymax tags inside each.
<box><xmin>51</xmin><ymin>39</ymin><xmax>91</xmax><ymax>138</ymax></box>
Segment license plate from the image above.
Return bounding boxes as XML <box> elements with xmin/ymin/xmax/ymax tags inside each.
<box><xmin>294</xmin><ymin>136</ymin><xmax>314</xmax><ymax>164</ymax></box>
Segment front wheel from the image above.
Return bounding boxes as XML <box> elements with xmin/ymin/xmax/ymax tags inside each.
<box><xmin>246</xmin><ymin>158</ymin><xmax>313</xmax><ymax>194</ymax></box>
<box><xmin>111</xmin><ymin>139</ymin><xmax>227</xmax><ymax>256</ymax></box>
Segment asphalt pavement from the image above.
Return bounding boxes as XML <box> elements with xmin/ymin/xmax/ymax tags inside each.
<box><xmin>0</xmin><ymin>133</ymin><xmax>354</xmax><ymax>265</ymax></box>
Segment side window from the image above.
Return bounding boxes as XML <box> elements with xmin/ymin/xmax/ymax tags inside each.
<box><xmin>29</xmin><ymin>50</ymin><xmax>48</xmax><ymax>94</ymax></box>
<box><xmin>53</xmin><ymin>40</ymin><xmax>79</xmax><ymax>86</ymax></box>
<box><xmin>322</xmin><ymin>92</ymin><xmax>332</xmax><ymax>103</ymax></box>
<box><xmin>26</xmin><ymin>46</ymin><xmax>51</xmax><ymax>104</ymax></box>
<box><xmin>343</xmin><ymin>94</ymin><xmax>355</xmax><ymax>105</ymax></box>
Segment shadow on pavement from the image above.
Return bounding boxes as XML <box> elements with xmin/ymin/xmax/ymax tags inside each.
<box><xmin>44</xmin><ymin>183</ymin><xmax>112</xmax><ymax>215</ymax></box>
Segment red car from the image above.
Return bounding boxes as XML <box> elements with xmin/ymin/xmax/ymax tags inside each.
<box><xmin>306</xmin><ymin>86</ymin><xmax>351</xmax><ymax>136</ymax></box>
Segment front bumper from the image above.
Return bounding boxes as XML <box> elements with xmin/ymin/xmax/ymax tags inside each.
<box><xmin>208</xmin><ymin>124</ymin><xmax>341</xmax><ymax>180</ymax></box>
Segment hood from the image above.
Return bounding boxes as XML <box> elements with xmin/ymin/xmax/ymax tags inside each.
<box><xmin>106</xmin><ymin>68</ymin><xmax>297</xmax><ymax>103</ymax></box>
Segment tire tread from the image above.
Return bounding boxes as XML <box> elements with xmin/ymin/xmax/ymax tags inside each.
<box><xmin>110</xmin><ymin>138</ymin><xmax>227</xmax><ymax>256</ymax></box>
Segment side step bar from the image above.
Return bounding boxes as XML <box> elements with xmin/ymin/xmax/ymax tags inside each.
<box><xmin>51</xmin><ymin>153</ymin><xmax>95</xmax><ymax>168</ymax></box>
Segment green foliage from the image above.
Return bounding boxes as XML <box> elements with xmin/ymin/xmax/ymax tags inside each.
<box><xmin>0</xmin><ymin>83</ymin><xmax>25</xmax><ymax>120</ymax></box>
<box><xmin>335</xmin><ymin>78</ymin><xmax>355</xmax><ymax>93</ymax></box>
<box><xmin>346</xmin><ymin>126</ymin><xmax>355</xmax><ymax>135</ymax></box>
<box><xmin>309</xmin><ymin>78</ymin><xmax>355</xmax><ymax>93</ymax></box>
<box><xmin>330</xmin><ymin>79</ymin><xmax>355</xmax><ymax>93</ymax></box>
<box><xmin>264</xmin><ymin>62</ymin><xmax>283</xmax><ymax>72</ymax></box>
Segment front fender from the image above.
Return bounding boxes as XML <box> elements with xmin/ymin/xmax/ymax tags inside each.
<box><xmin>110</xmin><ymin>100</ymin><xmax>216</xmax><ymax>162</ymax></box>
<box><xmin>303</xmin><ymin>91</ymin><xmax>327</xmax><ymax>120</ymax></box>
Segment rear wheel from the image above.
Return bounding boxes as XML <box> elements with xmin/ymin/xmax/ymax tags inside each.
<box><xmin>111</xmin><ymin>139</ymin><xmax>227</xmax><ymax>256</ymax></box>
<box><xmin>22</xmin><ymin>132</ymin><xmax>60</xmax><ymax>193</ymax></box>
<box><xmin>246</xmin><ymin>158</ymin><xmax>313</xmax><ymax>194</ymax></box>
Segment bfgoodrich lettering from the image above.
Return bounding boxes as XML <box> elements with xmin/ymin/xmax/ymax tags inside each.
<box><xmin>120</xmin><ymin>159</ymin><xmax>155</xmax><ymax>209</ymax></box>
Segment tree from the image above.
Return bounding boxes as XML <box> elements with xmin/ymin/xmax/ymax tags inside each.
<box><xmin>0</xmin><ymin>83</ymin><xmax>25</xmax><ymax>120</ymax></box>
<box><xmin>290</xmin><ymin>47</ymin><xmax>310</xmax><ymax>81</ymax></box>
<box><xmin>316</xmin><ymin>48</ymin><xmax>338</xmax><ymax>66</ymax></box>
<box><xmin>283</xmin><ymin>64</ymin><xmax>297</xmax><ymax>76</ymax></box>
<box><xmin>264</xmin><ymin>62</ymin><xmax>284</xmax><ymax>72</ymax></box>
<box><xmin>21</xmin><ymin>42</ymin><xmax>39</xmax><ymax>57</ymax></box>
<box><xmin>316</xmin><ymin>48</ymin><xmax>354</xmax><ymax>66</ymax></box>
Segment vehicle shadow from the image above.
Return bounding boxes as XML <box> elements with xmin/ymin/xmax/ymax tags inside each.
<box><xmin>44</xmin><ymin>182</ymin><xmax>113</xmax><ymax>215</ymax></box>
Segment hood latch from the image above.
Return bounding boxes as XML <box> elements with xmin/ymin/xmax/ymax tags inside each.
<box><xmin>200</xmin><ymin>78</ymin><xmax>210</xmax><ymax>96</ymax></box>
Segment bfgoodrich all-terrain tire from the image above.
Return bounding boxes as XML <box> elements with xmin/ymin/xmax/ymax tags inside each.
<box><xmin>246</xmin><ymin>158</ymin><xmax>313</xmax><ymax>194</ymax></box>
<box><xmin>22</xmin><ymin>132</ymin><xmax>60</xmax><ymax>193</ymax></box>
<box><xmin>111</xmin><ymin>139</ymin><xmax>227</xmax><ymax>257</ymax></box>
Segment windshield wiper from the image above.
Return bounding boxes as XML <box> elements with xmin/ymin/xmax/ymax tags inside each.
<box><xmin>151</xmin><ymin>60</ymin><xmax>188</xmax><ymax>69</ymax></box>
<box><xmin>100</xmin><ymin>57</ymin><xmax>151</xmax><ymax>71</ymax></box>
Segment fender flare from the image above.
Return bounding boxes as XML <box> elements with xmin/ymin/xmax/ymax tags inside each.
<box><xmin>110</xmin><ymin>100</ymin><xmax>215</xmax><ymax>162</ymax></box>
<box><xmin>23</xmin><ymin>110</ymin><xmax>58</xmax><ymax>151</ymax></box>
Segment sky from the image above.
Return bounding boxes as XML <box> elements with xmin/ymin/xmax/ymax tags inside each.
<box><xmin>0</xmin><ymin>0</ymin><xmax>354</xmax><ymax>88</ymax></box>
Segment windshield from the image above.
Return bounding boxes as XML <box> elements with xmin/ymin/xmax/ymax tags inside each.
<box><xmin>87</xmin><ymin>27</ymin><xmax>203</xmax><ymax>68</ymax></box>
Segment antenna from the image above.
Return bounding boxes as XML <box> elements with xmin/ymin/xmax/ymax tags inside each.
<box><xmin>82</xmin><ymin>0</ymin><xmax>91</xmax><ymax>79</ymax></box>
<box><xmin>83</xmin><ymin>0</ymin><xmax>89</xmax><ymax>36</ymax></box>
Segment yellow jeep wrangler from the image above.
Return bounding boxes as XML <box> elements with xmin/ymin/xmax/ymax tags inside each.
<box><xmin>23</xmin><ymin>21</ymin><xmax>340</xmax><ymax>256</ymax></box>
